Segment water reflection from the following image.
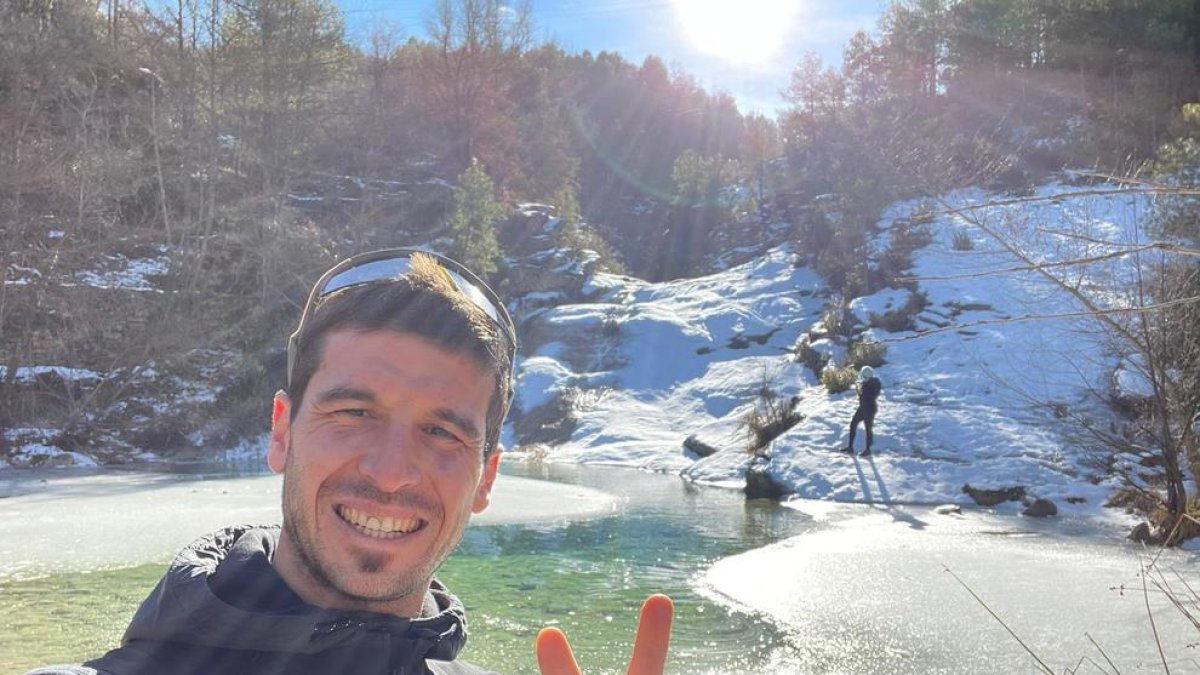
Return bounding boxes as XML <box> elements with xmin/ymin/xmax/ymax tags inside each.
<box><xmin>0</xmin><ymin>460</ymin><xmax>814</xmax><ymax>674</ymax></box>
<box><xmin>7</xmin><ymin>459</ymin><xmax>1191</xmax><ymax>673</ymax></box>
<box><xmin>445</xmin><ymin>461</ymin><xmax>814</xmax><ymax>673</ymax></box>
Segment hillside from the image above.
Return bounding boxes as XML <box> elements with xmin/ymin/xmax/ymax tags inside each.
<box><xmin>508</xmin><ymin>178</ymin><xmax>1159</xmax><ymax>526</ymax></box>
<box><xmin>0</xmin><ymin>175</ymin><xmax>1179</xmax><ymax>538</ymax></box>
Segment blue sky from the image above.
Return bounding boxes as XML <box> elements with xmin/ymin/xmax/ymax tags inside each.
<box><xmin>338</xmin><ymin>1</ymin><xmax>884</xmax><ymax>117</ymax></box>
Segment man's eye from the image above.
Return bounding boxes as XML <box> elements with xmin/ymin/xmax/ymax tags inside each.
<box><xmin>336</xmin><ymin>408</ymin><xmax>368</xmax><ymax>418</ymax></box>
<box><xmin>426</xmin><ymin>426</ymin><xmax>460</xmax><ymax>442</ymax></box>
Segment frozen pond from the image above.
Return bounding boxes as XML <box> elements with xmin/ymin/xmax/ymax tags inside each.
<box><xmin>700</xmin><ymin>501</ymin><xmax>1200</xmax><ymax>673</ymax></box>
<box><xmin>2</xmin><ymin>463</ymin><xmax>1198</xmax><ymax>673</ymax></box>
<box><xmin>0</xmin><ymin>467</ymin><xmax>618</xmax><ymax>579</ymax></box>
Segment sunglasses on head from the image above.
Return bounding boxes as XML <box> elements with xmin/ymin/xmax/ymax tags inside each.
<box><xmin>286</xmin><ymin>248</ymin><xmax>517</xmax><ymax>385</ymax></box>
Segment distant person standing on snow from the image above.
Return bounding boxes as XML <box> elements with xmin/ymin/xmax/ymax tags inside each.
<box><xmin>844</xmin><ymin>365</ymin><xmax>881</xmax><ymax>457</ymax></box>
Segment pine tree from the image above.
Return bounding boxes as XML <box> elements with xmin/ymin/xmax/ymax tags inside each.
<box><xmin>448</xmin><ymin>159</ymin><xmax>505</xmax><ymax>277</ymax></box>
<box><xmin>219</xmin><ymin>0</ymin><xmax>351</xmax><ymax>193</ymax></box>
<box><xmin>551</xmin><ymin>185</ymin><xmax>583</xmax><ymax>250</ymax></box>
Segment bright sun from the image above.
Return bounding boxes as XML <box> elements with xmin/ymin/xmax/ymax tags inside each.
<box><xmin>672</xmin><ymin>0</ymin><xmax>800</xmax><ymax>65</ymax></box>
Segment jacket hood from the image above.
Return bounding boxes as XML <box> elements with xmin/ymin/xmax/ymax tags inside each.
<box><xmin>122</xmin><ymin>525</ymin><xmax>469</xmax><ymax>663</ymax></box>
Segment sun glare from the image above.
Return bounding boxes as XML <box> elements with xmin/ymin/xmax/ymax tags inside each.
<box><xmin>672</xmin><ymin>0</ymin><xmax>800</xmax><ymax>65</ymax></box>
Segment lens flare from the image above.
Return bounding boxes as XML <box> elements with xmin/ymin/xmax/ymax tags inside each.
<box><xmin>672</xmin><ymin>0</ymin><xmax>800</xmax><ymax>64</ymax></box>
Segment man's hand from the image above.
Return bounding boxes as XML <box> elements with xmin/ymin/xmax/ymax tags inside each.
<box><xmin>535</xmin><ymin>594</ymin><xmax>674</xmax><ymax>675</ymax></box>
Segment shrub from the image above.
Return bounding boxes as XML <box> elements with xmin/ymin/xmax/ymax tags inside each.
<box><xmin>739</xmin><ymin>372</ymin><xmax>803</xmax><ymax>457</ymax></box>
<box><xmin>945</xmin><ymin>300</ymin><xmax>994</xmax><ymax>317</ymax></box>
<box><xmin>951</xmin><ymin>228</ymin><xmax>974</xmax><ymax>251</ymax></box>
<box><xmin>216</xmin><ymin>353</ymin><xmax>276</xmax><ymax>439</ymax></box>
<box><xmin>868</xmin><ymin>291</ymin><xmax>928</xmax><ymax>333</ymax></box>
<box><xmin>601</xmin><ymin>309</ymin><xmax>622</xmax><ymax>337</ymax></box>
<box><xmin>910</xmin><ymin>201</ymin><xmax>936</xmax><ymax>225</ymax></box>
<box><xmin>815</xmin><ymin>245</ymin><xmax>868</xmax><ymax>298</ymax></box>
<box><xmin>1144</xmin><ymin>495</ymin><xmax>1200</xmax><ymax>546</ymax></box>
<box><xmin>518</xmin><ymin>443</ymin><xmax>552</xmax><ymax>464</ymax></box>
<box><xmin>792</xmin><ymin>336</ymin><xmax>830</xmax><ymax>375</ymax></box>
<box><xmin>906</xmin><ymin>289</ymin><xmax>930</xmax><ymax>314</ymax></box>
<box><xmin>817</xmin><ymin>300</ymin><xmax>853</xmax><ymax>338</ymax></box>
<box><xmin>869</xmin><ymin>308</ymin><xmax>914</xmax><ymax>332</ymax></box>
<box><xmin>227</xmin><ymin>354</ymin><xmax>270</xmax><ymax>401</ymax></box>
<box><xmin>877</xmin><ymin>218</ymin><xmax>935</xmax><ymax>288</ymax></box>
<box><xmin>890</xmin><ymin>219</ymin><xmax>935</xmax><ymax>251</ymax></box>
<box><xmin>821</xmin><ymin>364</ymin><xmax>858</xmax><ymax>393</ymax></box>
<box><xmin>849</xmin><ymin>340</ymin><xmax>886</xmax><ymax>368</ymax></box>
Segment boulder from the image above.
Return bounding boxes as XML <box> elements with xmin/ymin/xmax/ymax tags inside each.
<box><xmin>512</xmin><ymin>394</ymin><xmax>578</xmax><ymax>446</ymax></box>
<box><xmin>744</xmin><ymin>462</ymin><xmax>787</xmax><ymax>500</ymax></box>
<box><xmin>1021</xmin><ymin>498</ymin><xmax>1058</xmax><ymax>518</ymax></box>
<box><xmin>1128</xmin><ymin>522</ymin><xmax>1157</xmax><ymax>544</ymax></box>
<box><xmin>682</xmin><ymin>435</ymin><xmax>720</xmax><ymax>458</ymax></box>
<box><xmin>962</xmin><ymin>483</ymin><xmax>1026</xmax><ymax>507</ymax></box>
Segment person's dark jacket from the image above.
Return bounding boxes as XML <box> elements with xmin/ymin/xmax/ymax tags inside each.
<box><xmin>857</xmin><ymin>376</ymin><xmax>882</xmax><ymax>412</ymax></box>
<box><xmin>25</xmin><ymin>525</ymin><xmax>496</xmax><ymax>675</ymax></box>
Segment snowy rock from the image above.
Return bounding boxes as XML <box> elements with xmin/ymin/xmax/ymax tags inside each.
<box><xmin>514</xmin><ymin>397</ymin><xmax>578</xmax><ymax>446</ymax></box>
<box><xmin>744</xmin><ymin>461</ymin><xmax>787</xmax><ymax>500</ymax></box>
<box><xmin>683</xmin><ymin>435</ymin><xmax>720</xmax><ymax>458</ymax></box>
<box><xmin>1021</xmin><ymin>498</ymin><xmax>1058</xmax><ymax>518</ymax></box>
<box><xmin>962</xmin><ymin>483</ymin><xmax>1026</xmax><ymax>507</ymax></box>
<box><xmin>1128</xmin><ymin>522</ymin><xmax>1157</xmax><ymax>544</ymax></box>
<box><xmin>933</xmin><ymin>504</ymin><xmax>963</xmax><ymax>516</ymax></box>
<box><xmin>849</xmin><ymin>288</ymin><xmax>914</xmax><ymax>328</ymax></box>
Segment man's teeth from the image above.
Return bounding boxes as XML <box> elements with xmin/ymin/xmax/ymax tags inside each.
<box><xmin>338</xmin><ymin>506</ymin><xmax>421</xmax><ymax>538</ymax></box>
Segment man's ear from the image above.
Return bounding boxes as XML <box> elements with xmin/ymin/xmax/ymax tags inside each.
<box><xmin>471</xmin><ymin>447</ymin><xmax>502</xmax><ymax>514</ymax></box>
<box><xmin>267</xmin><ymin>390</ymin><xmax>291</xmax><ymax>474</ymax></box>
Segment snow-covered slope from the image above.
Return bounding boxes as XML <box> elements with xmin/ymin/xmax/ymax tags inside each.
<box><xmin>507</xmin><ymin>181</ymin><xmax>1157</xmax><ymax>515</ymax></box>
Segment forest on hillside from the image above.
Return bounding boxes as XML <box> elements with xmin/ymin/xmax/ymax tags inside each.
<box><xmin>4</xmin><ymin>0</ymin><xmax>1199</xmax><ymax>282</ymax></box>
<box><xmin>3</xmin><ymin>0</ymin><xmax>1200</xmax><ymax>529</ymax></box>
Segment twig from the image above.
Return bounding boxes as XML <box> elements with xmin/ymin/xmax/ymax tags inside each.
<box><xmin>875</xmin><ymin>296</ymin><xmax>1200</xmax><ymax>344</ymax></box>
<box><xmin>929</xmin><ymin>186</ymin><xmax>1200</xmax><ymax>219</ymax></box>
<box><xmin>1141</xmin><ymin>558</ymin><xmax>1170</xmax><ymax>674</ymax></box>
<box><xmin>901</xmin><ymin>242</ymin><xmax>1200</xmax><ymax>283</ymax></box>
<box><xmin>1150</xmin><ymin>574</ymin><xmax>1200</xmax><ymax>632</ymax></box>
<box><xmin>1169</xmin><ymin>567</ymin><xmax>1200</xmax><ymax>606</ymax></box>
<box><xmin>1086</xmin><ymin>632</ymin><xmax>1121</xmax><ymax>675</ymax></box>
<box><xmin>943</xmin><ymin>566</ymin><xmax>1056</xmax><ymax>675</ymax></box>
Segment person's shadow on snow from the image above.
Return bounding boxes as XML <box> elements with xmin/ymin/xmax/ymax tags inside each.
<box><xmin>854</xmin><ymin>452</ymin><xmax>927</xmax><ymax>530</ymax></box>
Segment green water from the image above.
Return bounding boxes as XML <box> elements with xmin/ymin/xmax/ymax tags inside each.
<box><xmin>2</xmin><ymin>564</ymin><xmax>166</xmax><ymax>672</ymax></box>
<box><xmin>1</xmin><ymin>463</ymin><xmax>812</xmax><ymax>674</ymax></box>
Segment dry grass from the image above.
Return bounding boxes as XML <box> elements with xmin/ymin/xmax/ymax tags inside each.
<box><xmin>739</xmin><ymin>371</ymin><xmax>803</xmax><ymax>457</ymax></box>
<box><xmin>821</xmin><ymin>365</ymin><xmax>858</xmax><ymax>394</ymax></box>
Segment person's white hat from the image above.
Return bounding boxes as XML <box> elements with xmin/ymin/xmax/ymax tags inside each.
<box><xmin>859</xmin><ymin>365</ymin><xmax>875</xmax><ymax>379</ymax></box>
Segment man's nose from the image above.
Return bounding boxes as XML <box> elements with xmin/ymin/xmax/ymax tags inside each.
<box><xmin>358</xmin><ymin>425</ymin><xmax>422</xmax><ymax>492</ymax></box>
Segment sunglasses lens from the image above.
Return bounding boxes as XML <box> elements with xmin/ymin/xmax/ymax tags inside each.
<box><xmin>319</xmin><ymin>254</ymin><xmax>508</xmax><ymax>334</ymax></box>
<box><xmin>288</xmin><ymin>249</ymin><xmax>516</xmax><ymax>386</ymax></box>
<box><xmin>315</xmin><ymin>250</ymin><xmax>514</xmax><ymax>340</ymax></box>
<box><xmin>320</xmin><ymin>258</ymin><xmax>417</xmax><ymax>296</ymax></box>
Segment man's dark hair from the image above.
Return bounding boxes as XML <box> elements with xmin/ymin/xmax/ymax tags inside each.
<box><xmin>287</xmin><ymin>254</ymin><xmax>514</xmax><ymax>457</ymax></box>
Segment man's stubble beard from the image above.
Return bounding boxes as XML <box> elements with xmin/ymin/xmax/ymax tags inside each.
<box><xmin>279</xmin><ymin>438</ymin><xmax>467</xmax><ymax>609</ymax></box>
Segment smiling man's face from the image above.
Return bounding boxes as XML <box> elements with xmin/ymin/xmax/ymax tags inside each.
<box><xmin>267</xmin><ymin>328</ymin><xmax>500</xmax><ymax>616</ymax></box>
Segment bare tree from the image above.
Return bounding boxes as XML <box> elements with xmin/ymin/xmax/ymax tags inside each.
<box><xmin>364</xmin><ymin>20</ymin><xmax>404</xmax><ymax>114</ymax></box>
<box><xmin>928</xmin><ymin>183</ymin><xmax>1200</xmax><ymax>541</ymax></box>
<box><xmin>419</xmin><ymin>0</ymin><xmax>532</xmax><ymax>171</ymax></box>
